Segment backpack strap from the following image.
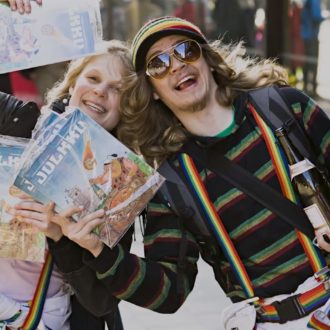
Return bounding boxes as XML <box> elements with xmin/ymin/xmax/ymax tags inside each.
<box><xmin>248</xmin><ymin>86</ymin><xmax>319</xmax><ymax>166</ymax></box>
<box><xmin>158</xmin><ymin>160</ymin><xmax>211</xmax><ymax>237</ymax></box>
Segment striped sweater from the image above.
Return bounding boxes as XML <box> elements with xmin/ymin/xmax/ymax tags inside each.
<box><xmin>54</xmin><ymin>87</ymin><xmax>330</xmax><ymax>313</ymax></box>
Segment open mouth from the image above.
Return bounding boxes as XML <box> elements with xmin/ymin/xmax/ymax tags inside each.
<box><xmin>175</xmin><ymin>75</ymin><xmax>197</xmax><ymax>91</ymax></box>
<box><xmin>83</xmin><ymin>101</ymin><xmax>106</xmax><ymax>113</ymax></box>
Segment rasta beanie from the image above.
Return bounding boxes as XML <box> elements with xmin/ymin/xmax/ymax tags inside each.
<box><xmin>131</xmin><ymin>16</ymin><xmax>207</xmax><ymax>72</ymax></box>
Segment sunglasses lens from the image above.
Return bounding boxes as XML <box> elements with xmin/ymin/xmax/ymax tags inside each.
<box><xmin>147</xmin><ymin>53</ymin><xmax>171</xmax><ymax>79</ymax></box>
<box><xmin>174</xmin><ymin>40</ymin><xmax>201</xmax><ymax>62</ymax></box>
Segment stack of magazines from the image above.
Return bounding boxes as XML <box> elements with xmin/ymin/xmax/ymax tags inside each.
<box><xmin>0</xmin><ymin>136</ymin><xmax>45</xmax><ymax>262</ymax></box>
<box><xmin>0</xmin><ymin>0</ymin><xmax>103</xmax><ymax>74</ymax></box>
<box><xmin>11</xmin><ymin>108</ymin><xmax>164</xmax><ymax>256</ymax></box>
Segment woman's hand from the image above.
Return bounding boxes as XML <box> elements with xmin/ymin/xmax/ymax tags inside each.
<box><xmin>51</xmin><ymin>207</ymin><xmax>105</xmax><ymax>257</ymax></box>
<box><xmin>5</xmin><ymin>0</ymin><xmax>42</xmax><ymax>14</ymax></box>
<box><xmin>314</xmin><ymin>225</ymin><xmax>330</xmax><ymax>252</ymax></box>
<box><xmin>9</xmin><ymin>201</ymin><xmax>63</xmax><ymax>242</ymax></box>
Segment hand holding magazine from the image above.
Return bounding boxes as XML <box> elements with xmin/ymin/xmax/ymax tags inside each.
<box><xmin>0</xmin><ymin>0</ymin><xmax>103</xmax><ymax>74</ymax></box>
<box><xmin>14</xmin><ymin>108</ymin><xmax>165</xmax><ymax>248</ymax></box>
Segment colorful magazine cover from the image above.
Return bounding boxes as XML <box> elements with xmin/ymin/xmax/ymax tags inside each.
<box><xmin>0</xmin><ymin>0</ymin><xmax>103</xmax><ymax>74</ymax></box>
<box><xmin>14</xmin><ymin>109</ymin><xmax>165</xmax><ymax>248</ymax></box>
<box><xmin>0</xmin><ymin>135</ymin><xmax>45</xmax><ymax>262</ymax></box>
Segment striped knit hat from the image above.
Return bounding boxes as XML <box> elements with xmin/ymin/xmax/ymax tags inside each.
<box><xmin>132</xmin><ymin>16</ymin><xmax>207</xmax><ymax>72</ymax></box>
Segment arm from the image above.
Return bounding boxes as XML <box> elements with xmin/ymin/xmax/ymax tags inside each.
<box><xmin>48</xmin><ymin>237</ymin><xmax>120</xmax><ymax>317</ymax></box>
<box><xmin>51</xmin><ymin>194</ymin><xmax>200</xmax><ymax>313</ymax></box>
<box><xmin>0</xmin><ymin>91</ymin><xmax>39</xmax><ymax>138</ymax></box>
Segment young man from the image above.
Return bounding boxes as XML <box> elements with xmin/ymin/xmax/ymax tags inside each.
<box><xmin>29</xmin><ymin>17</ymin><xmax>330</xmax><ymax>329</ymax></box>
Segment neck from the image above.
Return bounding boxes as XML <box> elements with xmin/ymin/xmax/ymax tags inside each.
<box><xmin>177</xmin><ymin>96</ymin><xmax>234</xmax><ymax>137</ymax></box>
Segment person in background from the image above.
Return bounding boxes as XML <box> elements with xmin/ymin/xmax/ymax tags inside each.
<box><xmin>300</xmin><ymin>0</ymin><xmax>324</xmax><ymax>96</ymax></box>
<box><xmin>173</xmin><ymin>0</ymin><xmax>196</xmax><ymax>24</ymax></box>
<box><xmin>15</xmin><ymin>16</ymin><xmax>330</xmax><ymax>330</ymax></box>
<box><xmin>0</xmin><ymin>2</ymin><xmax>135</xmax><ymax>330</ymax></box>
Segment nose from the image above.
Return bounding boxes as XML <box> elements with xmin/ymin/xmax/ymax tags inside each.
<box><xmin>93</xmin><ymin>83</ymin><xmax>108</xmax><ymax>97</ymax></box>
<box><xmin>170</xmin><ymin>55</ymin><xmax>186</xmax><ymax>74</ymax></box>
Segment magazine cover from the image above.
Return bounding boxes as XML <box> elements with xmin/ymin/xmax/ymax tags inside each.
<box><xmin>0</xmin><ymin>0</ymin><xmax>103</xmax><ymax>74</ymax></box>
<box><xmin>0</xmin><ymin>135</ymin><xmax>45</xmax><ymax>262</ymax></box>
<box><xmin>14</xmin><ymin>109</ymin><xmax>165</xmax><ymax>247</ymax></box>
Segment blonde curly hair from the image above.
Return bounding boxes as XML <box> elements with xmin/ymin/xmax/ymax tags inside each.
<box><xmin>118</xmin><ymin>40</ymin><xmax>288</xmax><ymax>165</ymax></box>
<box><xmin>45</xmin><ymin>40</ymin><xmax>135</xmax><ymax>132</ymax></box>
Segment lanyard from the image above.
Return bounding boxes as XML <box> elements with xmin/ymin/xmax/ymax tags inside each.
<box><xmin>21</xmin><ymin>252</ymin><xmax>53</xmax><ymax>330</ymax></box>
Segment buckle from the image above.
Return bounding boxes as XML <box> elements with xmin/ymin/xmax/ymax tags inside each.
<box><xmin>314</xmin><ymin>266</ymin><xmax>330</xmax><ymax>280</ymax></box>
<box><xmin>271</xmin><ymin>295</ymin><xmax>307</xmax><ymax>324</ymax></box>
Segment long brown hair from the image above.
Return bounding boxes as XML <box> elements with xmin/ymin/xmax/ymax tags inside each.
<box><xmin>118</xmin><ymin>40</ymin><xmax>288</xmax><ymax>165</ymax></box>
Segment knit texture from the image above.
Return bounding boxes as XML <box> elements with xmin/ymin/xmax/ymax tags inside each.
<box><xmin>131</xmin><ymin>16</ymin><xmax>207</xmax><ymax>72</ymax></box>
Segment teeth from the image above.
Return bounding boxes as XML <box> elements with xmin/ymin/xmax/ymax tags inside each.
<box><xmin>84</xmin><ymin>101</ymin><xmax>105</xmax><ymax>113</ymax></box>
<box><xmin>176</xmin><ymin>75</ymin><xmax>194</xmax><ymax>89</ymax></box>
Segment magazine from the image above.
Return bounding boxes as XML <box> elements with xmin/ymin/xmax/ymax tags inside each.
<box><xmin>14</xmin><ymin>109</ymin><xmax>165</xmax><ymax>248</ymax></box>
<box><xmin>0</xmin><ymin>135</ymin><xmax>45</xmax><ymax>262</ymax></box>
<box><xmin>0</xmin><ymin>0</ymin><xmax>103</xmax><ymax>74</ymax></box>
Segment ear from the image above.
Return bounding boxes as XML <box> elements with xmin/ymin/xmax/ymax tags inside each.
<box><xmin>153</xmin><ymin>91</ymin><xmax>160</xmax><ymax>100</ymax></box>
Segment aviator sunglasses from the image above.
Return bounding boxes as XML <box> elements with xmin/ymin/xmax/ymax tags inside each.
<box><xmin>146</xmin><ymin>39</ymin><xmax>202</xmax><ymax>79</ymax></box>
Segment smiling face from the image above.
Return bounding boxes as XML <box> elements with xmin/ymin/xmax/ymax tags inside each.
<box><xmin>146</xmin><ymin>35</ymin><xmax>218</xmax><ymax>116</ymax></box>
<box><xmin>69</xmin><ymin>53</ymin><xmax>122</xmax><ymax>131</ymax></box>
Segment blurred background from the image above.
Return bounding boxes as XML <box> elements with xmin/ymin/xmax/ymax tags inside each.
<box><xmin>1</xmin><ymin>2</ymin><xmax>329</xmax><ymax>329</ymax></box>
<box><xmin>1</xmin><ymin>0</ymin><xmax>329</xmax><ymax>111</ymax></box>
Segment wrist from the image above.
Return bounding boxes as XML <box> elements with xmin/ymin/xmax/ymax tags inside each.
<box><xmin>49</xmin><ymin>231</ymin><xmax>63</xmax><ymax>242</ymax></box>
<box><xmin>90</xmin><ymin>242</ymin><xmax>104</xmax><ymax>258</ymax></box>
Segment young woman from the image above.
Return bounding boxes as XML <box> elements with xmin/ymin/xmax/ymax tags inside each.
<box><xmin>0</xmin><ymin>38</ymin><xmax>135</xmax><ymax>329</ymax></box>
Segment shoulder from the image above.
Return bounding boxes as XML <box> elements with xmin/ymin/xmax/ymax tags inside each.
<box><xmin>0</xmin><ymin>92</ymin><xmax>40</xmax><ymax>138</ymax></box>
<box><xmin>277</xmin><ymin>86</ymin><xmax>310</xmax><ymax>105</ymax></box>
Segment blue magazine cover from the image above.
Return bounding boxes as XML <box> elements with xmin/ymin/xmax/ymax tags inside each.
<box><xmin>0</xmin><ymin>0</ymin><xmax>103</xmax><ymax>74</ymax></box>
<box><xmin>0</xmin><ymin>136</ymin><xmax>45</xmax><ymax>262</ymax></box>
<box><xmin>14</xmin><ymin>109</ymin><xmax>164</xmax><ymax>247</ymax></box>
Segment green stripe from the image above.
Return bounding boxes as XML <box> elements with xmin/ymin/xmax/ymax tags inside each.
<box><xmin>320</xmin><ymin>131</ymin><xmax>330</xmax><ymax>155</ymax></box>
<box><xmin>303</xmin><ymin>99</ymin><xmax>317</xmax><ymax>129</ymax></box>
<box><xmin>230</xmin><ymin>209</ymin><xmax>273</xmax><ymax>239</ymax></box>
<box><xmin>291</xmin><ymin>102</ymin><xmax>302</xmax><ymax>116</ymax></box>
<box><xmin>116</xmin><ymin>259</ymin><xmax>146</xmax><ymax>299</ymax></box>
<box><xmin>144</xmin><ymin>229</ymin><xmax>183</xmax><ymax>245</ymax></box>
<box><xmin>246</xmin><ymin>231</ymin><xmax>297</xmax><ymax>265</ymax></box>
<box><xmin>253</xmin><ymin>254</ymin><xmax>308</xmax><ymax>287</ymax></box>
<box><xmin>146</xmin><ymin>273</ymin><xmax>171</xmax><ymax>310</ymax></box>
<box><xmin>97</xmin><ymin>245</ymin><xmax>124</xmax><ymax>279</ymax></box>
<box><xmin>148</xmin><ymin>202</ymin><xmax>172</xmax><ymax>214</ymax></box>
<box><xmin>225</xmin><ymin>130</ymin><xmax>260</xmax><ymax>160</ymax></box>
<box><xmin>214</xmin><ymin>161</ymin><xmax>273</xmax><ymax>211</ymax></box>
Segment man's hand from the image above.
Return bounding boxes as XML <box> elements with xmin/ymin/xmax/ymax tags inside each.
<box><xmin>314</xmin><ymin>225</ymin><xmax>330</xmax><ymax>252</ymax></box>
<box><xmin>5</xmin><ymin>0</ymin><xmax>42</xmax><ymax>14</ymax></box>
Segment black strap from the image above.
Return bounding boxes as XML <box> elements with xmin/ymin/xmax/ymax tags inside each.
<box><xmin>182</xmin><ymin>142</ymin><xmax>314</xmax><ymax>238</ymax></box>
<box><xmin>248</xmin><ymin>86</ymin><xmax>318</xmax><ymax>165</ymax></box>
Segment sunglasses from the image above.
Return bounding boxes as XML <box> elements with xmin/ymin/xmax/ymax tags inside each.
<box><xmin>146</xmin><ymin>39</ymin><xmax>202</xmax><ymax>79</ymax></box>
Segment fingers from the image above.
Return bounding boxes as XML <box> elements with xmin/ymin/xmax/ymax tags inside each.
<box><xmin>314</xmin><ymin>226</ymin><xmax>330</xmax><ymax>252</ymax></box>
<box><xmin>8</xmin><ymin>0</ymin><xmax>33</xmax><ymax>14</ymax></box>
<box><xmin>66</xmin><ymin>217</ymin><xmax>104</xmax><ymax>241</ymax></box>
<box><xmin>14</xmin><ymin>200</ymin><xmax>49</xmax><ymax>213</ymax></box>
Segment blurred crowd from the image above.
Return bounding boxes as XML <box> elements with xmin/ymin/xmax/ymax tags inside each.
<box><xmin>1</xmin><ymin>0</ymin><xmax>330</xmax><ymax>105</ymax></box>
